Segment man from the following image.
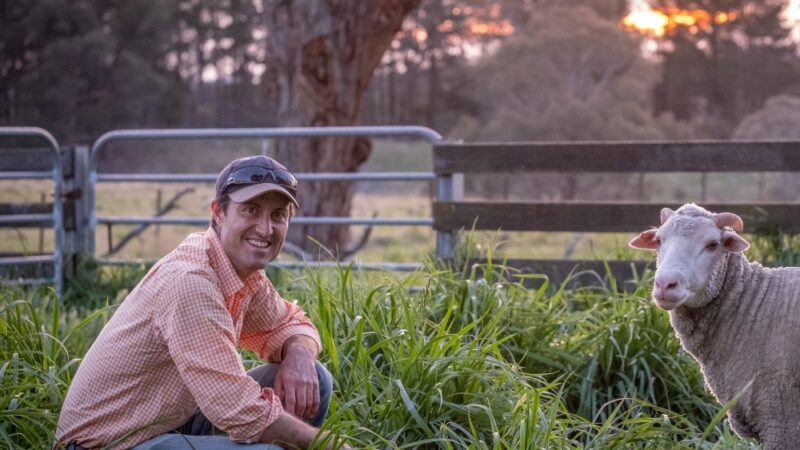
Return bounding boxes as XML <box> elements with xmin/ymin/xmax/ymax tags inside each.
<box><xmin>57</xmin><ymin>156</ymin><xmax>349</xmax><ymax>449</ymax></box>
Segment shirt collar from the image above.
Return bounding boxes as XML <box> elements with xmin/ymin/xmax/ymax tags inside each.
<box><xmin>205</xmin><ymin>227</ymin><xmax>265</xmax><ymax>298</ymax></box>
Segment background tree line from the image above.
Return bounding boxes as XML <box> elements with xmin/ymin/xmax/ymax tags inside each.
<box><xmin>6</xmin><ymin>0</ymin><xmax>800</xmax><ymax>144</ymax></box>
<box><xmin>3</xmin><ymin>0</ymin><xmax>800</xmax><ymax>252</ymax></box>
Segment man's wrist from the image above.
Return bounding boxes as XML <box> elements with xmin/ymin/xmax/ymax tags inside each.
<box><xmin>281</xmin><ymin>335</ymin><xmax>319</xmax><ymax>360</ymax></box>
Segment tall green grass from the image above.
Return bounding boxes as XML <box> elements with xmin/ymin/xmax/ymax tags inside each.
<box><xmin>2</xmin><ymin>261</ymin><xmax>763</xmax><ymax>449</ymax></box>
<box><xmin>275</xmin><ymin>260</ymin><xmax>761</xmax><ymax>449</ymax></box>
<box><xmin>0</xmin><ymin>288</ymin><xmax>114</xmax><ymax>448</ymax></box>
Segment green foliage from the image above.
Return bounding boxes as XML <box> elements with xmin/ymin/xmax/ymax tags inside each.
<box><xmin>0</xmin><ymin>290</ymin><xmax>113</xmax><ymax>448</ymax></box>
<box><xmin>1</xmin><ymin>262</ymin><xmax>765</xmax><ymax>449</ymax></box>
<box><xmin>746</xmin><ymin>227</ymin><xmax>800</xmax><ymax>268</ymax></box>
<box><xmin>62</xmin><ymin>258</ymin><xmax>148</xmax><ymax>310</ymax></box>
<box><xmin>280</xmin><ymin>262</ymin><xmax>758</xmax><ymax>448</ymax></box>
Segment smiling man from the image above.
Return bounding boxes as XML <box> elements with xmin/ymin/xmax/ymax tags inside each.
<box><xmin>57</xmin><ymin>156</ymin><xmax>348</xmax><ymax>450</ymax></box>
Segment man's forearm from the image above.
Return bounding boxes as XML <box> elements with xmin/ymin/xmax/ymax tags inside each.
<box><xmin>259</xmin><ymin>411</ymin><xmax>350</xmax><ymax>450</ymax></box>
<box><xmin>259</xmin><ymin>410</ymin><xmax>319</xmax><ymax>448</ymax></box>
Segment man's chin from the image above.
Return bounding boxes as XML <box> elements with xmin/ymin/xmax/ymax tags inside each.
<box><xmin>245</xmin><ymin>246</ymin><xmax>275</xmax><ymax>262</ymax></box>
<box><xmin>240</xmin><ymin>257</ymin><xmax>274</xmax><ymax>274</ymax></box>
<box><xmin>252</xmin><ymin>258</ymin><xmax>273</xmax><ymax>270</ymax></box>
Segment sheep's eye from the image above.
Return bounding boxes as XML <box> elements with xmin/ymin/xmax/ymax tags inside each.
<box><xmin>705</xmin><ymin>241</ymin><xmax>719</xmax><ymax>251</ymax></box>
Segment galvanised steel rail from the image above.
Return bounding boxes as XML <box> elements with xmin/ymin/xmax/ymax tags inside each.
<box><xmin>0</xmin><ymin>171</ymin><xmax>54</xmax><ymax>180</ymax></box>
<box><xmin>0</xmin><ymin>214</ymin><xmax>54</xmax><ymax>225</ymax></box>
<box><xmin>1</xmin><ymin>254</ymin><xmax>56</xmax><ymax>265</ymax></box>
<box><xmin>89</xmin><ymin>126</ymin><xmax>443</xmax><ymax>267</ymax></box>
<box><xmin>0</xmin><ymin>127</ymin><xmax>63</xmax><ymax>296</ymax></box>
<box><xmin>100</xmin><ymin>217</ymin><xmax>434</xmax><ymax>226</ymax></box>
<box><xmin>97</xmin><ymin>172</ymin><xmax>435</xmax><ymax>183</ymax></box>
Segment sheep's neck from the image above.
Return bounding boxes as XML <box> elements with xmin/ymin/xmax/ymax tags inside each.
<box><xmin>669</xmin><ymin>252</ymin><xmax>754</xmax><ymax>361</ymax></box>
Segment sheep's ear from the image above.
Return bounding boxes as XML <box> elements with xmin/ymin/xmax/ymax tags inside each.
<box><xmin>629</xmin><ymin>229</ymin><xmax>659</xmax><ymax>250</ymax></box>
<box><xmin>660</xmin><ymin>208</ymin><xmax>674</xmax><ymax>224</ymax></box>
<box><xmin>722</xmin><ymin>229</ymin><xmax>749</xmax><ymax>253</ymax></box>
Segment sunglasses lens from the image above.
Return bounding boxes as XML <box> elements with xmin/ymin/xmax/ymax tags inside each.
<box><xmin>225</xmin><ymin>166</ymin><xmax>297</xmax><ymax>194</ymax></box>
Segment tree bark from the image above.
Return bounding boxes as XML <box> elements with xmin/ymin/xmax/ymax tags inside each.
<box><xmin>264</xmin><ymin>0</ymin><xmax>421</xmax><ymax>256</ymax></box>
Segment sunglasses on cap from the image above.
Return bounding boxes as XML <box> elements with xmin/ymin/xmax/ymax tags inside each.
<box><xmin>223</xmin><ymin>165</ymin><xmax>298</xmax><ymax>196</ymax></box>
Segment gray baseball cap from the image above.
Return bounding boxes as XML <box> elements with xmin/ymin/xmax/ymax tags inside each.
<box><xmin>215</xmin><ymin>156</ymin><xmax>299</xmax><ymax>207</ymax></box>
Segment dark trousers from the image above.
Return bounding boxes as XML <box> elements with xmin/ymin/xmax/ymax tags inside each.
<box><xmin>175</xmin><ymin>361</ymin><xmax>333</xmax><ymax>435</ymax></box>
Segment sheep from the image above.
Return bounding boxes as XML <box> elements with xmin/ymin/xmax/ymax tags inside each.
<box><xmin>629</xmin><ymin>203</ymin><xmax>800</xmax><ymax>450</ymax></box>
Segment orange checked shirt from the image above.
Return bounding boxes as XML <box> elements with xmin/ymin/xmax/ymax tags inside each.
<box><xmin>56</xmin><ymin>228</ymin><xmax>321</xmax><ymax>449</ymax></box>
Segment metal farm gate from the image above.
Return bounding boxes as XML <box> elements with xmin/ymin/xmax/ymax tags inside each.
<box><xmin>0</xmin><ymin>127</ymin><xmax>64</xmax><ymax>295</ymax></box>
<box><xmin>3</xmin><ymin>124</ymin><xmax>800</xmax><ymax>298</ymax></box>
<box><xmin>2</xmin><ymin>126</ymin><xmax>447</xmax><ymax>298</ymax></box>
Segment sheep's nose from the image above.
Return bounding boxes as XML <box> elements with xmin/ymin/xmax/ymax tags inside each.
<box><xmin>654</xmin><ymin>275</ymin><xmax>679</xmax><ymax>296</ymax></box>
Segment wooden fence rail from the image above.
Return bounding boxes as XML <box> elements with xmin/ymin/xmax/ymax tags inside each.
<box><xmin>432</xmin><ymin>141</ymin><xmax>800</xmax><ymax>288</ymax></box>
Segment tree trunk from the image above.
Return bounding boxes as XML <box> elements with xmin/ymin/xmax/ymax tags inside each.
<box><xmin>264</xmin><ymin>0</ymin><xmax>421</xmax><ymax>256</ymax></box>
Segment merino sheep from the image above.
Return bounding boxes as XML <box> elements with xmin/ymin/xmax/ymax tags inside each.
<box><xmin>629</xmin><ymin>203</ymin><xmax>800</xmax><ymax>450</ymax></box>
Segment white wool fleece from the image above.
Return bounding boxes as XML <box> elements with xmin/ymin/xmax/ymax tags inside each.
<box><xmin>669</xmin><ymin>250</ymin><xmax>800</xmax><ymax>448</ymax></box>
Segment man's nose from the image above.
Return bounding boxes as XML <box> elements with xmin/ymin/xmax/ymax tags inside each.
<box><xmin>254</xmin><ymin>215</ymin><xmax>272</xmax><ymax>235</ymax></box>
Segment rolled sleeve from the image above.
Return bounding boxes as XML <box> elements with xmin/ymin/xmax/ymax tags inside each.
<box><xmin>239</xmin><ymin>280</ymin><xmax>322</xmax><ymax>363</ymax></box>
<box><xmin>155</xmin><ymin>271</ymin><xmax>282</xmax><ymax>441</ymax></box>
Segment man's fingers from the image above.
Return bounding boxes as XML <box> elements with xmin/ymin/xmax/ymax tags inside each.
<box><xmin>306</xmin><ymin>383</ymin><xmax>319</xmax><ymax>418</ymax></box>
<box><xmin>283</xmin><ymin>386</ymin><xmax>297</xmax><ymax>416</ymax></box>
<box><xmin>294</xmin><ymin>386</ymin><xmax>307</xmax><ymax>417</ymax></box>
<box><xmin>274</xmin><ymin>375</ymin><xmax>284</xmax><ymax>399</ymax></box>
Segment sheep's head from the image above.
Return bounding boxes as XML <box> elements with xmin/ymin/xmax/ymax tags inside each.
<box><xmin>629</xmin><ymin>204</ymin><xmax>750</xmax><ymax>311</ymax></box>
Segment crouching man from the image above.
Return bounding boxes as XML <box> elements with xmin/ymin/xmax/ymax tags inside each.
<box><xmin>57</xmin><ymin>156</ymin><xmax>350</xmax><ymax>450</ymax></box>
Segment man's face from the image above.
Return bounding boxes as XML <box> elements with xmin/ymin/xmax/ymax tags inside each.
<box><xmin>212</xmin><ymin>191</ymin><xmax>290</xmax><ymax>279</ymax></box>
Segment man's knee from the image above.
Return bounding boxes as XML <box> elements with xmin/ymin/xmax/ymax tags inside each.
<box><xmin>132</xmin><ymin>434</ymin><xmax>283</xmax><ymax>449</ymax></box>
<box><xmin>315</xmin><ymin>361</ymin><xmax>333</xmax><ymax>399</ymax></box>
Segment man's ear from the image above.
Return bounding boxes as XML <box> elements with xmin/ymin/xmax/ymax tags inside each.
<box><xmin>211</xmin><ymin>199</ymin><xmax>225</xmax><ymax>226</ymax></box>
<box><xmin>722</xmin><ymin>229</ymin><xmax>749</xmax><ymax>253</ymax></box>
<box><xmin>629</xmin><ymin>229</ymin><xmax>659</xmax><ymax>250</ymax></box>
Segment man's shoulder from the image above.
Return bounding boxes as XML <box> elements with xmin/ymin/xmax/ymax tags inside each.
<box><xmin>162</xmin><ymin>232</ymin><xmax>213</xmax><ymax>269</ymax></box>
<box><xmin>150</xmin><ymin>233</ymin><xmax>220</xmax><ymax>288</ymax></box>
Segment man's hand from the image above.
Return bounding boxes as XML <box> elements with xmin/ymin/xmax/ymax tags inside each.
<box><xmin>275</xmin><ymin>335</ymin><xmax>320</xmax><ymax>419</ymax></box>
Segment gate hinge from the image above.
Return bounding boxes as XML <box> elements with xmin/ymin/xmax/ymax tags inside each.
<box><xmin>60</xmin><ymin>188</ymin><xmax>83</xmax><ymax>200</ymax></box>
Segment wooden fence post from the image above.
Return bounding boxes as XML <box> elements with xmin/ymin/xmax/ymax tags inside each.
<box><xmin>62</xmin><ymin>145</ymin><xmax>90</xmax><ymax>280</ymax></box>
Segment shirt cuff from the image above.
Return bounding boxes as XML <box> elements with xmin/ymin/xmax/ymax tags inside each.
<box><xmin>244</xmin><ymin>388</ymin><xmax>283</xmax><ymax>443</ymax></box>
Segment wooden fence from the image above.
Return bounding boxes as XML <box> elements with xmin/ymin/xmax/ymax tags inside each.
<box><xmin>432</xmin><ymin>141</ymin><xmax>800</xmax><ymax>288</ymax></box>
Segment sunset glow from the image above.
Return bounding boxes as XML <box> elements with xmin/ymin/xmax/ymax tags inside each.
<box><xmin>622</xmin><ymin>0</ymin><xmax>744</xmax><ymax>37</ymax></box>
<box><xmin>623</xmin><ymin>10</ymin><xmax>669</xmax><ymax>36</ymax></box>
<box><xmin>466</xmin><ymin>18</ymin><xmax>514</xmax><ymax>36</ymax></box>
<box><xmin>624</xmin><ymin>7</ymin><xmax>739</xmax><ymax>36</ymax></box>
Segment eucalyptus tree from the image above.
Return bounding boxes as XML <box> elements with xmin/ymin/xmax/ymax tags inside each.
<box><xmin>263</xmin><ymin>0</ymin><xmax>422</xmax><ymax>255</ymax></box>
